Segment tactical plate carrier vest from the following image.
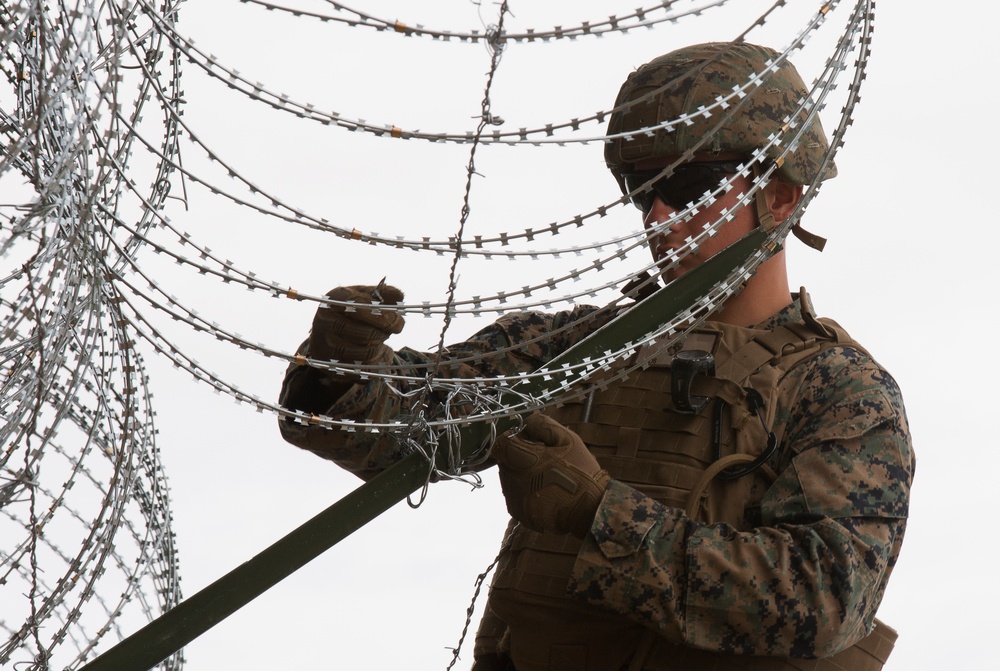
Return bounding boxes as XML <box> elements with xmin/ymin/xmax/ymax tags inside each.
<box><xmin>485</xmin><ymin>294</ymin><xmax>897</xmax><ymax>671</ymax></box>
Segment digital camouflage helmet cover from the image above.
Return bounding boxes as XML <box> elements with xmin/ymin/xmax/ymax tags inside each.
<box><xmin>605</xmin><ymin>42</ymin><xmax>837</xmax><ymax>189</ymax></box>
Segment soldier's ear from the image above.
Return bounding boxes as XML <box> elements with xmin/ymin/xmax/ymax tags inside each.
<box><xmin>766</xmin><ymin>180</ymin><xmax>802</xmax><ymax>223</ymax></box>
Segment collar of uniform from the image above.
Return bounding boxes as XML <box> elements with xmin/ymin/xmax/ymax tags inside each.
<box><xmin>753</xmin><ymin>289</ymin><xmax>810</xmax><ymax>331</ymax></box>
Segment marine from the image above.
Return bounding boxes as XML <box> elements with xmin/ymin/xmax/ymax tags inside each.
<box><xmin>278</xmin><ymin>42</ymin><xmax>914</xmax><ymax>671</ymax></box>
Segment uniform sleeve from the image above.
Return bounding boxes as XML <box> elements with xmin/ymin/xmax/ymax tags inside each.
<box><xmin>567</xmin><ymin>347</ymin><xmax>914</xmax><ymax>658</ymax></box>
<box><xmin>277</xmin><ymin>306</ymin><xmax>605</xmax><ymax>480</ymax></box>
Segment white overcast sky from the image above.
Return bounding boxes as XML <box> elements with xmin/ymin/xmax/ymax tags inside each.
<box><xmin>106</xmin><ymin>1</ymin><xmax>1000</xmax><ymax>669</ymax></box>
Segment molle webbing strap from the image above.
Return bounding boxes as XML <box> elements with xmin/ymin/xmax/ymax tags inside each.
<box><xmin>714</xmin><ymin>307</ymin><xmax>845</xmax><ymax>387</ymax></box>
<box><xmin>714</xmin><ymin>322</ymin><xmax>821</xmax><ymax>384</ymax></box>
<box><xmin>715</xmin><ymin>334</ymin><xmax>781</xmax><ymax>383</ymax></box>
<box><xmin>775</xmin><ymin>619</ymin><xmax>898</xmax><ymax>671</ymax></box>
<box><xmin>616</xmin><ymin>426</ymin><xmax>642</xmax><ymax>459</ymax></box>
<box><xmin>632</xmin><ymin>619</ymin><xmax>897</xmax><ymax>671</ymax></box>
<box><xmin>794</xmin><ymin>288</ymin><xmax>860</xmax><ymax>347</ymax></box>
<box><xmin>854</xmin><ymin>620</ymin><xmax>898</xmax><ymax>667</ymax></box>
<box><xmin>628</xmin><ymin>630</ymin><xmax>658</xmax><ymax>671</ymax></box>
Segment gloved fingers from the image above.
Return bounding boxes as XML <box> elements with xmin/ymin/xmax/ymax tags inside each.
<box><xmin>325</xmin><ymin>284</ymin><xmax>404</xmax><ymax>304</ymax></box>
<box><xmin>490</xmin><ymin>432</ymin><xmax>541</xmax><ymax>472</ymax></box>
<box><xmin>309</xmin><ymin>310</ymin><xmax>395</xmax><ymax>361</ymax></box>
<box><xmin>493</xmin><ymin>415</ymin><xmax>611</xmax><ymax>537</ymax></box>
<box><xmin>313</xmin><ymin>341</ymin><xmax>389</xmax><ymax>364</ymax></box>
<box><xmin>521</xmin><ymin>413</ymin><xmax>572</xmax><ymax>447</ymax></box>
<box><xmin>313</xmin><ymin>312</ymin><xmax>397</xmax><ymax>344</ymax></box>
<box><xmin>324</xmin><ymin>285</ymin><xmax>405</xmax><ymax>333</ymax></box>
<box><xmin>309</xmin><ymin>284</ymin><xmax>405</xmax><ymax>363</ymax></box>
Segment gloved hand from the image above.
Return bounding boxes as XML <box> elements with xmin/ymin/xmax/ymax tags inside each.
<box><xmin>309</xmin><ymin>284</ymin><xmax>405</xmax><ymax>364</ymax></box>
<box><xmin>492</xmin><ymin>413</ymin><xmax>611</xmax><ymax>537</ymax></box>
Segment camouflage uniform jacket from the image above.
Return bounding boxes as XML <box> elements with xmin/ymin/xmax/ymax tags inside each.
<box><xmin>278</xmin><ymin>294</ymin><xmax>914</xmax><ymax>665</ymax></box>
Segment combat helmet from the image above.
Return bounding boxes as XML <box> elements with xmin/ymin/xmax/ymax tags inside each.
<box><xmin>606</xmin><ymin>42</ymin><xmax>836</xmax><ymax>248</ymax></box>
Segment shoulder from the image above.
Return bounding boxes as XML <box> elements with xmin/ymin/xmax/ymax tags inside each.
<box><xmin>768</xmin><ymin>345</ymin><xmax>914</xmax><ymax>520</ymax></box>
<box><xmin>778</xmin><ymin>344</ymin><xmax>910</xmax><ymax>456</ymax></box>
<box><xmin>792</xmin><ymin>344</ymin><xmax>904</xmax><ymax>410</ymax></box>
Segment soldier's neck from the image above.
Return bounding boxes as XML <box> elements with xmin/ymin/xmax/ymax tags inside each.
<box><xmin>713</xmin><ymin>252</ymin><xmax>792</xmax><ymax>327</ymax></box>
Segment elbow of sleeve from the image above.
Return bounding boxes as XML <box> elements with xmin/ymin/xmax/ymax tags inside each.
<box><xmin>801</xmin><ymin>523</ymin><xmax>891</xmax><ymax>658</ymax></box>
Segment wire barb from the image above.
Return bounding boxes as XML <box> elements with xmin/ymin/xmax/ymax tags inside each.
<box><xmin>0</xmin><ymin>0</ymin><xmax>874</xmax><ymax>667</ymax></box>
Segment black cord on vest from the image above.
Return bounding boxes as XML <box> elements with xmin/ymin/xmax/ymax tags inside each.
<box><xmin>717</xmin><ymin>388</ymin><xmax>778</xmax><ymax>481</ymax></box>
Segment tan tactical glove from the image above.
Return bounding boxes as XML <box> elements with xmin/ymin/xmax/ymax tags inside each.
<box><xmin>492</xmin><ymin>413</ymin><xmax>611</xmax><ymax>538</ymax></box>
<box><xmin>309</xmin><ymin>284</ymin><xmax>405</xmax><ymax>364</ymax></box>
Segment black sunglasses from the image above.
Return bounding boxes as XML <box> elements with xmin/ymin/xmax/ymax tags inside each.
<box><xmin>621</xmin><ymin>160</ymin><xmax>746</xmax><ymax>212</ymax></box>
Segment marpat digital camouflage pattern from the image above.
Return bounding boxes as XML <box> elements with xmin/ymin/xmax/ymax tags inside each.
<box><xmin>605</xmin><ymin>42</ymin><xmax>838</xmax><ymax>187</ymax></box>
<box><xmin>278</xmin><ymin>294</ymin><xmax>912</xmax><ymax>670</ymax></box>
<box><xmin>279</xmin><ymin>41</ymin><xmax>909</xmax><ymax>671</ymax></box>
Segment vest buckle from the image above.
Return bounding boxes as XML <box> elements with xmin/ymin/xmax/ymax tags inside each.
<box><xmin>670</xmin><ymin>349</ymin><xmax>716</xmax><ymax>414</ymax></box>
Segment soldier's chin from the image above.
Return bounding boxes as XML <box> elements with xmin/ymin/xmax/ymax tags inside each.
<box><xmin>654</xmin><ymin>259</ymin><xmax>686</xmax><ymax>284</ymax></box>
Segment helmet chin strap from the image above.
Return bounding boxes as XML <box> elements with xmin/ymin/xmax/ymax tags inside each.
<box><xmin>790</xmin><ymin>219</ymin><xmax>828</xmax><ymax>252</ymax></box>
<box><xmin>754</xmin><ymin>187</ymin><xmax>779</xmax><ymax>234</ymax></box>
<box><xmin>752</xmin><ymin>167</ymin><xmax>827</xmax><ymax>252</ymax></box>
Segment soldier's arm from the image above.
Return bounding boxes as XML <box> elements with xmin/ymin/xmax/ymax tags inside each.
<box><xmin>278</xmin><ymin>306</ymin><xmax>604</xmax><ymax>480</ymax></box>
<box><xmin>566</xmin><ymin>347</ymin><xmax>914</xmax><ymax>658</ymax></box>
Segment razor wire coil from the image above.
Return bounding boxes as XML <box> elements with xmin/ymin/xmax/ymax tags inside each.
<box><xmin>0</xmin><ymin>1</ymin><xmax>873</xmax><ymax>668</ymax></box>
